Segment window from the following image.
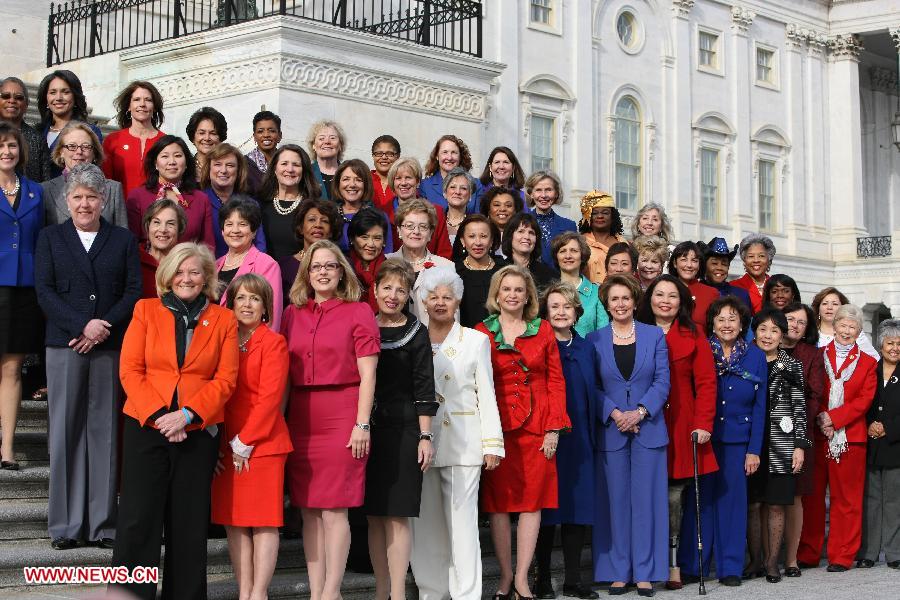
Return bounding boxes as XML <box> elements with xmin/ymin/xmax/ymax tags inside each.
<box><xmin>758</xmin><ymin>160</ymin><xmax>775</xmax><ymax>230</ymax></box>
<box><xmin>617</xmin><ymin>12</ymin><xmax>636</xmax><ymax>47</ymax></box>
<box><xmin>700</xmin><ymin>149</ymin><xmax>719</xmax><ymax>222</ymax></box>
<box><xmin>531</xmin><ymin>115</ymin><xmax>555</xmax><ymax>172</ymax></box>
<box><xmin>614</xmin><ymin>97</ymin><xmax>641</xmax><ymax>210</ymax></box>
<box><xmin>699</xmin><ymin>31</ymin><xmax>719</xmax><ymax>69</ymax></box>
<box><xmin>756</xmin><ymin>48</ymin><xmax>774</xmax><ymax>84</ymax></box>
<box><xmin>531</xmin><ymin>0</ymin><xmax>552</xmax><ymax>25</ymax></box>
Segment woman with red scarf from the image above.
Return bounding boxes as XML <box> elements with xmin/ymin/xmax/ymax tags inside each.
<box><xmin>347</xmin><ymin>208</ymin><xmax>388</xmax><ymax>313</ymax></box>
<box><xmin>730</xmin><ymin>234</ymin><xmax>775</xmax><ymax>315</ymax></box>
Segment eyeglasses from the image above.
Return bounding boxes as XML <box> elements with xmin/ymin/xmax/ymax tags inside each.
<box><xmin>61</xmin><ymin>143</ymin><xmax>94</xmax><ymax>153</ymax></box>
<box><xmin>0</xmin><ymin>92</ymin><xmax>25</xmax><ymax>102</ymax></box>
<box><xmin>401</xmin><ymin>223</ymin><xmax>431</xmax><ymax>232</ymax></box>
<box><xmin>785</xmin><ymin>316</ymin><xmax>808</xmax><ymax>327</ymax></box>
<box><xmin>309</xmin><ymin>262</ymin><xmax>341</xmax><ymax>273</ymax></box>
<box><xmin>372</xmin><ymin>151</ymin><xmax>397</xmax><ymax>159</ymax></box>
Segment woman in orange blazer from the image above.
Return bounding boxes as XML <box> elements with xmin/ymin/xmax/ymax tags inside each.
<box><xmin>212</xmin><ymin>273</ymin><xmax>292</xmax><ymax>600</ymax></box>
<box><xmin>111</xmin><ymin>242</ymin><xmax>238</xmax><ymax>600</ymax></box>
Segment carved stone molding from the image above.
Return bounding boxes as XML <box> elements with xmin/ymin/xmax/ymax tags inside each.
<box><xmin>828</xmin><ymin>34</ymin><xmax>863</xmax><ymax>60</ymax></box>
<box><xmin>731</xmin><ymin>6</ymin><xmax>756</xmax><ymax>34</ymax></box>
<box><xmin>870</xmin><ymin>67</ymin><xmax>899</xmax><ymax>95</ymax></box>
<box><xmin>785</xmin><ymin>23</ymin><xmax>828</xmax><ymax>56</ymax></box>
<box><xmin>891</xmin><ymin>27</ymin><xmax>900</xmax><ymax>51</ymax></box>
<box><xmin>671</xmin><ymin>0</ymin><xmax>695</xmax><ymax>19</ymax></box>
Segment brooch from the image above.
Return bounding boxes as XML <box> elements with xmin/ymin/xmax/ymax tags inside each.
<box><xmin>444</xmin><ymin>348</ymin><xmax>457</xmax><ymax>358</ymax></box>
<box><xmin>202</xmin><ymin>320</ymin><xmax>209</xmax><ymax>327</ymax></box>
<box><xmin>123</xmin><ymin>144</ymin><xmax>129</xmax><ymax>150</ymax></box>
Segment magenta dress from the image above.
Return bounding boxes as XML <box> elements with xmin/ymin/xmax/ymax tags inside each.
<box><xmin>281</xmin><ymin>298</ymin><xmax>380</xmax><ymax>508</ymax></box>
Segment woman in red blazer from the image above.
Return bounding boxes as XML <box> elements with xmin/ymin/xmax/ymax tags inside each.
<box><xmin>112</xmin><ymin>242</ymin><xmax>238</xmax><ymax>600</ymax></box>
<box><xmin>637</xmin><ymin>274</ymin><xmax>718</xmax><ymax>589</ymax></box>
<box><xmin>667</xmin><ymin>242</ymin><xmax>719</xmax><ymax>336</ymax></box>
<box><xmin>799</xmin><ymin>304</ymin><xmax>878</xmax><ymax>571</ymax></box>
<box><xmin>212</xmin><ymin>273</ymin><xmax>292</xmax><ymax>600</ymax></box>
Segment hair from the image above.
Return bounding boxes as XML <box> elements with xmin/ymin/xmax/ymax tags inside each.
<box><xmin>0</xmin><ymin>122</ymin><xmax>27</xmax><ymax>170</ymax></box>
<box><xmin>811</xmin><ymin>287</ymin><xmax>850</xmax><ymax>323</ymax></box>
<box><xmin>186</xmin><ymin>106</ymin><xmax>228</xmax><ymax>145</ymax></box>
<box><xmin>375</xmin><ymin>257</ymin><xmax>415</xmax><ymax>290</ymax></box>
<box><xmin>252</xmin><ymin>110</ymin><xmax>281</xmax><ymax>131</ymax></box>
<box><xmin>307</xmin><ymin>120</ymin><xmax>347</xmax><ymax>162</ymax></box>
<box><xmin>199</xmin><ymin>142</ymin><xmax>248</xmax><ymax>193</ymax></box>
<box><xmin>501</xmin><ymin>212</ymin><xmax>543</xmax><ymax>265</ymax></box>
<box><xmin>63</xmin><ymin>163</ymin><xmax>106</xmax><ymax>199</ymax></box>
<box><xmin>387</xmin><ymin>157</ymin><xmax>423</xmax><ymax>194</ymax></box>
<box><xmin>763</xmin><ymin>274</ymin><xmax>801</xmax><ymax>307</ymax></box>
<box><xmin>599</xmin><ymin>274</ymin><xmax>643</xmax><ymax>315</ymax></box>
<box><xmin>395</xmin><ymin>198</ymin><xmax>437</xmax><ymax>231</ymax></box>
<box><xmin>258</xmin><ymin>144</ymin><xmax>321</xmax><ymax>203</ymax></box>
<box><xmin>451</xmin><ymin>213</ymin><xmax>501</xmax><ymax>261</ymax></box>
<box><xmin>442</xmin><ymin>166</ymin><xmax>477</xmax><ymax>196</ymax></box>
<box><xmin>633</xmin><ymin>235</ymin><xmax>669</xmax><ymax>264</ymax></box>
<box><xmin>142</xmin><ymin>197</ymin><xmax>187</xmax><ymax>236</ymax></box>
<box><xmin>37</xmin><ymin>70</ymin><xmax>89</xmax><ymax>130</ymax></box>
<box><xmin>218</xmin><ymin>197</ymin><xmax>262</xmax><ymax>233</ymax></box>
<box><xmin>478</xmin><ymin>186</ymin><xmax>525</xmax><ymax>224</ymax></box>
<box><xmin>833</xmin><ymin>304</ymin><xmax>864</xmax><ymax>331</ymax></box>
<box><xmin>782</xmin><ymin>302</ymin><xmax>818</xmax><ymax>345</ymax></box>
<box><xmin>371</xmin><ymin>134</ymin><xmax>400</xmax><ymax>155</ymax></box>
<box><xmin>416</xmin><ymin>266</ymin><xmax>464</xmax><ymax>302</ymax></box>
<box><xmin>524</xmin><ymin>169</ymin><xmax>563</xmax><ymax>208</ymax></box>
<box><xmin>288</xmin><ymin>239</ymin><xmax>360</xmax><ymax>306</ymax></box>
<box><xmin>424</xmin><ymin>135</ymin><xmax>474</xmax><ymax>176</ymax></box>
<box><xmin>155</xmin><ymin>242</ymin><xmax>219</xmax><ymax>300</ymax></box>
<box><xmin>578</xmin><ymin>204</ymin><xmax>624</xmax><ymax>236</ymax></box>
<box><xmin>706</xmin><ymin>295</ymin><xmax>752</xmax><ymax>339</ymax></box>
<box><xmin>752</xmin><ymin>306</ymin><xmax>789</xmax><ymax>335</ymax></box>
<box><xmin>605</xmin><ymin>241</ymin><xmax>637</xmax><ymax>272</ymax></box>
<box><xmin>540</xmin><ymin>281</ymin><xmax>585</xmax><ymax>322</ymax></box>
<box><xmin>225</xmin><ymin>273</ymin><xmax>274</xmax><ymax>324</ymax></box>
<box><xmin>550</xmin><ymin>231</ymin><xmax>591</xmax><ymax>273</ymax></box>
<box><xmin>739</xmin><ymin>233</ymin><xmax>777</xmax><ymax>265</ymax></box>
<box><xmin>292</xmin><ymin>198</ymin><xmax>342</xmax><ymax>246</ymax></box>
<box><xmin>348</xmin><ymin>207</ymin><xmax>389</xmax><ymax>240</ymax></box>
<box><xmin>479</xmin><ymin>146</ymin><xmax>526</xmax><ymax>189</ymax></box>
<box><xmin>630</xmin><ymin>202</ymin><xmax>674</xmax><ymax>241</ymax></box>
<box><xmin>51</xmin><ymin>121</ymin><xmax>103</xmax><ymax>167</ymax></box>
<box><xmin>142</xmin><ymin>135</ymin><xmax>197</xmax><ymax>193</ymax></box>
<box><xmin>331</xmin><ymin>159</ymin><xmax>373</xmax><ymax>205</ymax></box>
<box><xmin>877</xmin><ymin>318</ymin><xmax>900</xmax><ymax>349</ymax></box>
<box><xmin>667</xmin><ymin>240</ymin><xmax>706</xmax><ymax>280</ymax></box>
<box><xmin>635</xmin><ymin>274</ymin><xmax>696</xmax><ymax>333</ymax></box>
<box><xmin>485</xmin><ymin>265</ymin><xmax>540</xmax><ymax>321</ymax></box>
<box><xmin>114</xmin><ymin>80</ymin><xmax>164</xmax><ymax>129</ymax></box>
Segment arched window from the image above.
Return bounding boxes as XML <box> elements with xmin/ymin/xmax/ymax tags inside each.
<box><xmin>614</xmin><ymin>97</ymin><xmax>641</xmax><ymax>210</ymax></box>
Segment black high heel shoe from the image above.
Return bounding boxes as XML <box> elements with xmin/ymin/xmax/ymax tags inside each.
<box><xmin>514</xmin><ymin>587</ymin><xmax>535</xmax><ymax>600</ymax></box>
<box><xmin>493</xmin><ymin>592</ymin><xmax>511</xmax><ymax>600</ymax></box>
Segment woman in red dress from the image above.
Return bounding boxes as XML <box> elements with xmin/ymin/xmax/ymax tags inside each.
<box><xmin>281</xmin><ymin>239</ymin><xmax>380</xmax><ymax>600</ymax></box>
<box><xmin>212</xmin><ymin>274</ymin><xmax>292</xmax><ymax>600</ymax></box>
<box><xmin>102</xmin><ymin>80</ymin><xmax>165</xmax><ymax>195</ymax></box>
<box><xmin>637</xmin><ymin>274</ymin><xmax>718</xmax><ymax>589</ymax></box>
<box><xmin>475</xmin><ymin>265</ymin><xmax>570</xmax><ymax>600</ymax></box>
<box><xmin>730</xmin><ymin>234</ymin><xmax>776</xmax><ymax>315</ymax></box>
<box><xmin>667</xmin><ymin>241</ymin><xmax>719</xmax><ymax>336</ymax></box>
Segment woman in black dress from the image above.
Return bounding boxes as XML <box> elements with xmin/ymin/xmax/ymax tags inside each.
<box><xmin>365</xmin><ymin>258</ymin><xmax>438</xmax><ymax>600</ymax></box>
<box><xmin>452</xmin><ymin>214</ymin><xmax>506</xmax><ymax>328</ymax></box>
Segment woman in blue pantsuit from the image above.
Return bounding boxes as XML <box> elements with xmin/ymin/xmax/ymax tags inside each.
<box><xmin>678</xmin><ymin>295</ymin><xmax>767</xmax><ymax>586</ymax></box>
<box><xmin>588</xmin><ymin>275</ymin><xmax>670</xmax><ymax>596</ymax></box>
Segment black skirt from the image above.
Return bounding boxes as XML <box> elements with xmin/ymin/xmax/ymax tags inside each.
<box><xmin>363</xmin><ymin>422</ymin><xmax>423</xmax><ymax>517</ymax></box>
<box><xmin>0</xmin><ymin>286</ymin><xmax>44</xmax><ymax>354</ymax></box>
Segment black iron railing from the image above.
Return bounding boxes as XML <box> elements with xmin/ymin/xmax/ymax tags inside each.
<box><xmin>857</xmin><ymin>235</ymin><xmax>892</xmax><ymax>258</ymax></box>
<box><xmin>47</xmin><ymin>0</ymin><xmax>482</xmax><ymax>66</ymax></box>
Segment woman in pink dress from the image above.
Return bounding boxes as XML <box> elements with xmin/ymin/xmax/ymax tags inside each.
<box><xmin>281</xmin><ymin>239</ymin><xmax>380</xmax><ymax>600</ymax></box>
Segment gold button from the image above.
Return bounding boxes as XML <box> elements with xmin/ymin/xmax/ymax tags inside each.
<box><xmin>444</xmin><ymin>374</ymin><xmax>451</xmax><ymax>380</ymax></box>
<box><xmin>437</xmin><ymin>394</ymin><xmax>444</xmax><ymax>403</ymax></box>
<box><xmin>442</xmin><ymin>419</ymin><xmax>450</xmax><ymax>426</ymax></box>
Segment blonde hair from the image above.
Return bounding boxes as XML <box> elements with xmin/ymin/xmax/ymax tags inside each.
<box><xmin>52</xmin><ymin>121</ymin><xmax>104</xmax><ymax>167</ymax></box>
<box><xmin>394</xmin><ymin>198</ymin><xmax>437</xmax><ymax>231</ymax></box>
<box><xmin>630</xmin><ymin>203</ymin><xmax>673</xmax><ymax>241</ymax></box>
<box><xmin>485</xmin><ymin>265</ymin><xmax>540</xmax><ymax>321</ymax></box>
<box><xmin>155</xmin><ymin>242</ymin><xmax>220</xmax><ymax>301</ymax></box>
<box><xmin>633</xmin><ymin>234</ymin><xmax>669</xmax><ymax>265</ymax></box>
<box><xmin>288</xmin><ymin>240</ymin><xmax>361</xmax><ymax>306</ymax></box>
<box><xmin>226</xmin><ymin>273</ymin><xmax>274</xmax><ymax>324</ymax></box>
<box><xmin>307</xmin><ymin>120</ymin><xmax>347</xmax><ymax>162</ymax></box>
<box><xmin>387</xmin><ymin>157</ymin><xmax>423</xmax><ymax>194</ymax></box>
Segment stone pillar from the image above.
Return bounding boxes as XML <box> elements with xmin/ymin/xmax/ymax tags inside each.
<box><xmin>667</xmin><ymin>0</ymin><xmax>696</xmax><ymax>236</ymax></box>
<box><xmin>890</xmin><ymin>28</ymin><xmax>900</xmax><ymax>240</ymax></box>
<box><xmin>729</xmin><ymin>6</ymin><xmax>756</xmax><ymax>238</ymax></box>
<box><xmin>784</xmin><ymin>24</ymin><xmax>806</xmax><ymax>252</ymax></box>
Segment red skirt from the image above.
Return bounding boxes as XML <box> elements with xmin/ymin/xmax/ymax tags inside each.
<box><xmin>481</xmin><ymin>427</ymin><xmax>558</xmax><ymax>513</ymax></box>
<box><xmin>211</xmin><ymin>453</ymin><xmax>288</xmax><ymax>527</ymax></box>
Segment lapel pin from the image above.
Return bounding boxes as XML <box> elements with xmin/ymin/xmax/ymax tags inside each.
<box><xmin>123</xmin><ymin>144</ymin><xmax>129</xmax><ymax>150</ymax></box>
<box><xmin>28</xmin><ymin>192</ymin><xmax>34</xmax><ymax>198</ymax></box>
<box><xmin>202</xmin><ymin>320</ymin><xmax>209</xmax><ymax>327</ymax></box>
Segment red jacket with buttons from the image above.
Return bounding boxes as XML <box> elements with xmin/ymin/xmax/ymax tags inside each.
<box><xmin>820</xmin><ymin>341</ymin><xmax>878</xmax><ymax>444</ymax></box>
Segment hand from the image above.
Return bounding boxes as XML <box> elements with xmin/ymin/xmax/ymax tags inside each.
<box><xmin>617</xmin><ymin>410</ymin><xmax>643</xmax><ymax>433</ymax></box>
<box><xmin>82</xmin><ymin>319</ymin><xmax>111</xmax><ymax>343</ymax></box>
<box><xmin>483</xmin><ymin>454</ymin><xmax>501</xmax><ymax>470</ymax></box>
<box><xmin>692</xmin><ymin>429</ymin><xmax>711</xmax><ymax>444</ymax></box>
<box><xmin>346</xmin><ymin>427</ymin><xmax>370</xmax><ymax>459</ymax></box>
<box><xmin>418</xmin><ymin>439</ymin><xmax>434</xmax><ymax>472</ymax></box>
<box><xmin>791</xmin><ymin>448</ymin><xmax>805</xmax><ymax>474</ymax></box>
<box><xmin>155</xmin><ymin>410</ymin><xmax>187</xmax><ymax>441</ymax></box>
<box><xmin>745</xmin><ymin>453</ymin><xmax>760</xmax><ymax>475</ymax></box>
<box><xmin>823</xmin><ymin>424</ymin><xmax>835</xmax><ymax>441</ymax></box>
<box><xmin>213</xmin><ymin>451</ymin><xmax>225</xmax><ymax>476</ymax></box>
<box><xmin>870</xmin><ymin>421</ymin><xmax>886</xmax><ymax>439</ymax></box>
<box><xmin>68</xmin><ymin>335</ymin><xmax>95</xmax><ymax>354</ymax></box>
<box><xmin>817</xmin><ymin>412</ymin><xmax>833</xmax><ymax>429</ymax></box>
<box><xmin>232</xmin><ymin>453</ymin><xmax>249</xmax><ymax>474</ymax></box>
<box><xmin>541</xmin><ymin>431</ymin><xmax>559</xmax><ymax>460</ymax></box>
<box><xmin>610</xmin><ymin>409</ymin><xmax>625</xmax><ymax>430</ymax></box>
<box><xmin>167</xmin><ymin>429</ymin><xmax>187</xmax><ymax>443</ymax></box>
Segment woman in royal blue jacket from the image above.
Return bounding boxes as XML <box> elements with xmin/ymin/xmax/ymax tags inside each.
<box><xmin>678</xmin><ymin>295</ymin><xmax>767</xmax><ymax>586</ymax></box>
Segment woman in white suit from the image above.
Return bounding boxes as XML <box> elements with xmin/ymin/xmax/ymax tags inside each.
<box><xmin>410</xmin><ymin>267</ymin><xmax>504</xmax><ymax>600</ymax></box>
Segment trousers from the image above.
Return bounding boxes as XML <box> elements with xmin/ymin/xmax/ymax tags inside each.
<box><xmin>859</xmin><ymin>464</ymin><xmax>900</xmax><ymax>562</ymax></box>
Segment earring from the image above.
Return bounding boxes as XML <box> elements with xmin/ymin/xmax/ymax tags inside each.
<box><xmin>262</xmin><ymin>313</ymin><xmax>269</xmax><ymax>323</ymax></box>
<box><xmin>125</xmin><ymin>109</ymin><xmax>132</xmax><ymax>120</ymax></box>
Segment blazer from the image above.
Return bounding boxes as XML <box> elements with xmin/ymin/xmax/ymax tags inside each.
<box><xmin>204</xmin><ymin>188</ymin><xmax>267</xmax><ymax>258</ymax></box>
<box><xmin>215</xmin><ymin>246</ymin><xmax>283</xmax><ymax>332</ymax></box>
<box><xmin>711</xmin><ymin>343</ymin><xmax>767</xmax><ymax>456</ymax></box>
<box><xmin>573</xmin><ymin>275</ymin><xmax>610</xmax><ymax>337</ymax></box>
<box><xmin>788</xmin><ymin>342</ymin><xmax>825</xmax><ymax>453</ymax></box>
<box><xmin>764</xmin><ymin>349</ymin><xmax>811</xmax><ymax>474</ymax></box>
<box><xmin>34</xmin><ymin>218</ymin><xmax>141</xmax><ymax>349</ymax></box>
<box><xmin>0</xmin><ymin>177</ymin><xmax>43</xmax><ymax>286</ymax></box>
<box><xmin>588</xmin><ymin>321</ymin><xmax>670</xmax><ymax>451</ymax></box>
<box><xmin>311</xmin><ymin>161</ymin><xmax>332</xmax><ymax>200</ymax></box>
<box><xmin>388</xmin><ymin>198</ymin><xmax>454</xmax><ymax>260</ymax></box>
<box><xmin>19</xmin><ymin>122</ymin><xmax>53</xmax><ymax>183</ymax></box>
<box><xmin>530</xmin><ymin>207</ymin><xmax>577</xmax><ymax>266</ymax></box>
<box><xmin>224</xmin><ymin>324</ymin><xmax>293</xmax><ymax>457</ymax></box>
<box><xmin>431</xmin><ymin>323</ymin><xmax>505</xmax><ymax>467</ymax></box>
<box><xmin>685</xmin><ymin>280</ymin><xmax>719</xmax><ymax>336</ymax></box>
<box><xmin>384</xmin><ymin>249</ymin><xmax>454</xmax><ymax>327</ymax></box>
<box><xmin>730</xmin><ymin>273</ymin><xmax>768</xmax><ymax>315</ymax></box>
<box><xmin>120</xmin><ymin>298</ymin><xmax>239</xmax><ymax>429</ymax></box>
<box><xmin>820</xmin><ymin>341</ymin><xmax>878</xmax><ymax>444</ymax></box>
<box><xmin>102</xmin><ymin>129</ymin><xmax>166</xmax><ymax>195</ymax></box>
<box><xmin>866</xmin><ymin>362</ymin><xmax>900</xmax><ymax>467</ymax></box>
<box><xmin>563</xmin><ymin>333</ymin><xmax>601</xmax><ymax>448</ymax></box>
<box><xmin>41</xmin><ymin>175</ymin><xmax>127</xmax><ymax>228</ymax></box>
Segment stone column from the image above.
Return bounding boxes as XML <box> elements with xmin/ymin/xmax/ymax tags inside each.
<box><xmin>667</xmin><ymin>0</ymin><xmax>696</xmax><ymax>236</ymax></box>
<box><xmin>784</xmin><ymin>25</ymin><xmax>806</xmax><ymax>249</ymax></box>
<box><xmin>729</xmin><ymin>6</ymin><xmax>756</xmax><ymax>238</ymax></box>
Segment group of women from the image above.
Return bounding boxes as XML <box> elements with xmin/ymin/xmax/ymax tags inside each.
<box><xmin>0</xmin><ymin>72</ymin><xmax>898</xmax><ymax>600</ymax></box>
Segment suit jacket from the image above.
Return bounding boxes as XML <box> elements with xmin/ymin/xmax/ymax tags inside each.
<box><xmin>530</xmin><ymin>207</ymin><xmax>577</xmax><ymax>266</ymax></box>
<box><xmin>765</xmin><ymin>349</ymin><xmax>811</xmax><ymax>474</ymax></box>
<box><xmin>788</xmin><ymin>342</ymin><xmax>825</xmax><ymax>453</ymax></box>
<box><xmin>0</xmin><ymin>177</ymin><xmax>43</xmax><ymax>286</ymax></box>
<box><xmin>311</xmin><ymin>161</ymin><xmax>332</xmax><ymax>200</ymax></box>
<box><xmin>588</xmin><ymin>321</ymin><xmax>671</xmax><ymax>451</ymax></box>
<box><xmin>867</xmin><ymin>362</ymin><xmax>900</xmax><ymax>467</ymax></box>
<box><xmin>17</xmin><ymin>122</ymin><xmax>53</xmax><ymax>183</ymax></box>
<box><xmin>224</xmin><ymin>324</ymin><xmax>293</xmax><ymax>457</ymax></box>
<box><xmin>820</xmin><ymin>341</ymin><xmax>878</xmax><ymax>443</ymax></box>
<box><xmin>34</xmin><ymin>218</ymin><xmax>141</xmax><ymax>349</ymax></box>
<box><xmin>215</xmin><ymin>246</ymin><xmax>283</xmax><ymax>332</ymax></box>
<box><xmin>120</xmin><ymin>298</ymin><xmax>239</xmax><ymax>429</ymax></box>
<box><xmin>41</xmin><ymin>175</ymin><xmax>127</xmax><ymax>228</ymax></box>
<box><xmin>712</xmin><ymin>343</ymin><xmax>767</xmax><ymax>455</ymax></box>
<box><xmin>431</xmin><ymin>323</ymin><xmax>505</xmax><ymax>467</ymax></box>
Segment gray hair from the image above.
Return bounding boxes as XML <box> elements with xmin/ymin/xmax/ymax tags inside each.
<box><xmin>64</xmin><ymin>163</ymin><xmax>107</xmax><ymax>199</ymax></box>
<box><xmin>417</xmin><ymin>266</ymin><xmax>464</xmax><ymax>302</ymax></box>
<box><xmin>739</xmin><ymin>233</ymin><xmax>776</xmax><ymax>264</ymax></box>
<box><xmin>524</xmin><ymin>169</ymin><xmax>563</xmax><ymax>207</ymax></box>
<box><xmin>833</xmin><ymin>303</ymin><xmax>864</xmax><ymax>331</ymax></box>
<box><xmin>877</xmin><ymin>318</ymin><xmax>900</xmax><ymax>348</ymax></box>
<box><xmin>442</xmin><ymin>166</ymin><xmax>476</xmax><ymax>195</ymax></box>
<box><xmin>630</xmin><ymin>202</ymin><xmax>673</xmax><ymax>241</ymax></box>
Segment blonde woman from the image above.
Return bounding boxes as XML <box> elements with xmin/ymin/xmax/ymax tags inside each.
<box><xmin>386</xmin><ymin>157</ymin><xmax>453</xmax><ymax>259</ymax></box>
<box><xmin>307</xmin><ymin>119</ymin><xmax>346</xmax><ymax>200</ymax></box>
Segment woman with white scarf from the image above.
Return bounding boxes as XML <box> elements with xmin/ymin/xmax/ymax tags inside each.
<box><xmin>798</xmin><ymin>304</ymin><xmax>878</xmax><ymax>572</ymax></box>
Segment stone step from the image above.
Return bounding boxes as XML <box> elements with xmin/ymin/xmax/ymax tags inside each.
<box><xmin>0</xmin><ymin>499</ymin><xmax>47</xmax><ymax>541</ymax></box>
<box><xmin>13</xmin><ymin>401</ymin><xmax>48</xmax><ymax>433</ymax></box>
<box><xmin>9</xmin><ymin>432</ymin><xmax>48</xmax><ymax>463</ymax></box>
<box><xmin>0</xmin><ymin>466</ymin><xmax>49</xmax><ymax>500</ymax></box>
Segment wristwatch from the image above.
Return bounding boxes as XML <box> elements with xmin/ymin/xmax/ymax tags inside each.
<box><xmin>637</xmin><ymin>405</ymin><xmax>648</xmax><ymax>420</ymax></box>
<box><xmin>419</xmin><ymin>431</ymin><xmax>434</xmax><ymax>441</ymax></box>
<box><xmin>355</xmin><ymin>422</ymin><xmax>370</xmax><ymax>432</ymax></box>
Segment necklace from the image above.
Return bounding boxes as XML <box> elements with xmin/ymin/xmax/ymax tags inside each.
<box><xmin>378</xmin><ymin>314</ymin><xmax>406</xmax><ymax>326</ymax></box>
<box><xmin>238</xmin><ymin>327</ymin><xmax>257</xmax><ymax>352</ymax></box>
<box><xmin>223</xmin><ymin>249</ymin><xmax>249</xmax><ymax>270</ymax></box>
<box><xmin>273</xmin><ymin>196</ymin><xmax>302</xmax><ymax>216</ymax></box>
<box><xmin>464</xmin><ymin>256</ymin><xmax>494</xmax><ymax>271</ymax></box>
<box><xmin>612</xmin><ymin>319</ymin><xmax>636</xmax><ymax>340</ymax></box>
<box><xmin>405</xmin><ymin>250</ymin><xmax>428</xmax><ymax>268</ymax></box>
<box><xmin>446</xmin><ymin>214</ymin><xmax>465</xmax><ymax>229</ymax></box>
<box><xmin>1</xmin><ymin>176</ymin><xmax>20</xmax><ymax>198</ymax></box>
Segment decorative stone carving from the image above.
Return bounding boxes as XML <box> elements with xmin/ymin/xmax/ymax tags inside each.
<box><xmin>561</xmin><ymin>102</ymin><xmax>573</xmax><ymax>143</ymax></box>
<box><xmin>785</xmin><ymin>24</ymin><xmax>828</xmax><ymax>55</ymax></box>
<box><xmin>606</xmin><ymin>116</ymin><xmax>617</xmax><ymax>155</ymax></box>
<box><xmin>522</xmin><ymin>96</ymin><xmax>532</xmax><ymax>139</ymax></box>
<box><xmin>870</xmin><ymin>67</ymin><xmax>899</xmax><ymax>95</ymax></box>
<box><xmin>646</xmin><ymin>123</ymin><xmax>657</xmax><ymax>161</ymax></box>
<box><xmin>731</xmin><ymin>6</ymin><xmax>756</xmax><ymax>34</ymax></box>
<box><xmin>671</xmin><ymin>0</ymin><xmax>695</xmax><ymax>19</ymax></box>
<box><xmin>828</xmin><ymin>34</ymin><xmax>863</xmax><ymax>60</ymax></box>
<box><xmin>891</xmin><ymin>27</ymin><xmax>900</xmax><ymax>51</ymax></box>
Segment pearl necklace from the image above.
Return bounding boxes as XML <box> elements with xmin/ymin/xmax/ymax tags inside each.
<box><xmin>223</xmin><ymin>249</ymin><xmax>250</xmax><ymax>270</ymax></box>
<box><xmin>464</xmin><ymin>256</ymin><xmax>494</xmax><ymax>271</ymax></box>
<box><xmin>238</xmin><ymin>327</ymin><xmax>257</xmax><ymax>353</ymax></box>
<box><xmin>612</xmin><ymin>319</ymin><xmax>636</xmax><ymax>340</ymax></box>
<box><xmin>446</xmin><ymin>214</ymin><xmax>464</xmax><ymax>229</ymax></box>
<box><xmin>273</xmin><ymin>196</ymin><xmax>302</xmax><ymax>216</ymax></box>
<box><xmin>1</xmin><ymin>176</ymin><xmax>20</xmax><ymax>198</ymax></box>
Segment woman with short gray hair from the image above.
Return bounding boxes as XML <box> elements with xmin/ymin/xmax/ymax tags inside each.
<box><xmin>731</xmin><ymin>233</ymin><xmax>777</xmax><ymax>314</ymax></box>
<box><xmin>34</xmin><ymin>162</ymin><xmax>142</xmax><ymax>549</ymax></box>
<box><xmin>857</xmin><ymin>319</ymin><xmax>900</xmax><ymax>569</ymax></box>
<box><xmin>442</xmin><ymin>167</ymin><xmax>476</xmax><ymax>245</ymax></box>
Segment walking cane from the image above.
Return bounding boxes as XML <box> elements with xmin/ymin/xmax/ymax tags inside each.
<box><xmin>692</xmin><ymin>432</ymin><xmax>707</xmax><ymax>595</ymax></box>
